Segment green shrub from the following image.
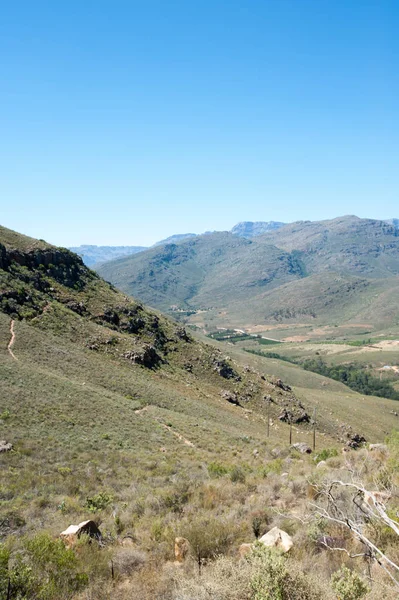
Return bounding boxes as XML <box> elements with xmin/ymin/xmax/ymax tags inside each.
<box><xmin>248</xmin><ymin>544</ymin><xmax>328</xmax><ymax>600</ymax></box>
<box><xmin>85</xmin><ymin>491</ymin><xmax>113</xmax><ymax>512</ymax></box>
<box><xmin>330</xmin><ymin>566</ymin><xmax>369</xmax><ymax>600</ymax></box>
<box><xmin>0</xmin><ymin>534</ymin><xmax>88</xmax><ymax>600</ymax></box>
<box><xmin>230</xmin><ymin>465</ymin><xmax>246</xmax><ymax>483</ymax></box>
<box><xmin>261</xmin><ymin>459</ymin><xmax>283</xmax><ymax>476</ymax></box>
<box><xmin>314</xmin><ymin>448</ymin><xmax>338</xmax><ymax>463</ymax></box>
<box><xmin>208</xmin><ymin>462</ymin><xmax>229</xmax><ymax>478</ymax></box>
<box><xmin>181</xmin><ymin>516</ymin><xmax>239</xmax><ymax>573</ymax></box>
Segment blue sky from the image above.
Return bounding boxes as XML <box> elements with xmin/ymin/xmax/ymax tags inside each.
<box><xmin>1</xmin><ymin>0</ymin><xmax>398</xmax><ymax>246</ymax></box>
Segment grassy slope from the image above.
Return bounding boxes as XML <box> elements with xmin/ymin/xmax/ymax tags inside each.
<box><xmin>258</xmin><ymin>215</ymin><xmax>399</xmax><ymax>277</ymax></box>
<box><xmin>1</xmin><ymin>226</ymin><xmax>399</xmax><ymax>599</ymax></box>
<box><xmin>0</xmin><ymin>224</ymin><xmax>322</xmax><ymax>538</ymax></box>
<box><xmin>200</xmin><ymin>333</ymin><xmax>399</xmax><ymax>442</ymax></box>
<box><xmin>97</xmin><ymin>232</ymin><xmax>304</xmax><ymax>311</ymax></box>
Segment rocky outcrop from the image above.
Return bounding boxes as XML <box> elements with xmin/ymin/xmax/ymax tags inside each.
<box><xmin>60</xmin><ymin>520</ymin><xmax>101</xmax><ymax>547</ymax></box>
<box><xmin>239</xmin><ymin>527</ymin><xmax>293</xmax><ymax>557</ymax></box>
<box><xmin>259</xmin><ymin>527</ymin><xmax>293</xmax><ymax>552</ymax></box>
<box><xmin>231</xmin><ymin>221</ymin><xmax>285</xmax><ymax>239</ymax></box>
<box><xmin>291</xmin><ymin>442</ymin><xmax>312</xmax><ymax>454</ymax></box>
<box><xmin>0</xmin><ymin>440</ymin><xmax>13</xmax><ymax>453</ymax></box>
<box><xmin>346</xmin><ymin>434</ymin><xmax>367</xmax><ymax>449</ymax></box>
<box><xmin>213</xmin><ymin>357</ymin><xmax>241</xmax><ymax>380</ymax></box>
<box><xmin>122</xmin><ymin>345</ymin><xmax>162</xmax><ymax>368</ymax></box>
<box><xmin>278</xmin><ymin>408</ymin><xmax>310</xmax><ymax>424</ymax></box>
<box><xmin>221</xmin><ymin>390</ymin><xmax>241</xmax><ymax>406</ymax></box>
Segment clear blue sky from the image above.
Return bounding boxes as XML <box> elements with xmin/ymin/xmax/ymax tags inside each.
<box><xmin>1</xmin><ymin>0</ymin><xmax>398</xmax><ymax>246</ymax></box>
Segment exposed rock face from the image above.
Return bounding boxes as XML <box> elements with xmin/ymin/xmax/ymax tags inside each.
<box><xmin>122</xmin><ymin>345</ymin><xmax>162</xmax><ymax>368</ymax></box>
<box><xmin>346</xmin><ymin>434</ymin><xmax>367</xmax><ymax>449</ymax></box>
<box><xmin>0</xmin><ymin>244</ymin><xmax>87</xmax><ymax>288</ymax></box>
<box><xmin>174</xmin><ymin>537</ymin><xmax>190</xmax><ymax>563</ymax></box>
<box><xmin>175</xmin><ymin>326</ymin><xmax>191</xmax><ymax>342</ymax></box>
<box><xmin>278</xmin><ymin>408</ymin><xmax>310</xmax><ymax>424</ymax></box>
<box><xmin>275</xmin><ymin>379</ymin><xmax>291</xmax><ymax>392</ymax></box>
<box><xmin>259</xmin><ymin>527</ymin><xmax>293</xmax><ymax>553</ymax></box>
<box><xmin>221</xmin><ymin>390</ymin><xmax>241</xmax><ymax>406</ymax></box>
<box><xmin>0</xmin><ymin>243</ymin><xmax>95</xmax><ymax>318</ymax></box>
<box><xmin>231</xmin><ymin>221</ymin><xmax>286</xmax><ymax>239</ymax></box>
<box><xmin>65</xmin><ymin>300</ymin><xmax>87</xmax><ymax>315</ymax></box>
<box><xmin>213</xmin><ymin>358</ymin><xmax>241</xmax><ymax>380</ymax></box>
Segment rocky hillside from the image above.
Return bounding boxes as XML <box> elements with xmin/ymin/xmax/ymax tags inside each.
<box><xmin>258</xmin><ymin>216</ymin><xmax>399</xmax><ymax>278</ymax></box>
<box><xmin>96</xmin><ymin>216</ymin><xmax>399</xmax><ymax>330</ymax></box>
<box><xmin>97</xmin><ymin>231</ymin><xmax>306</xmax><ymax>313</ymax></box>
<box><xmin>1</xmin><ymin>224</ymin><xmax>399</xmax><ymax>600</ymax></box>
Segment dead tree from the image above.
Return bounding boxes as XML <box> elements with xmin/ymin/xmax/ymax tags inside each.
<box><xmin>311</xmin><ymin>479</ymin><xmax>399</xmax><ymax>590</ymax></box>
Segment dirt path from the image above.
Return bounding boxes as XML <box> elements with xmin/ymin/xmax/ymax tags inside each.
<box><xmin>7</xmin><ymin>319</ymin><xmax>18</xmax><ymax>361</ymax></box>
<box><xmin>161</xmin><ymin>423</ymin><xmax>195</xmax><ymax>447</ymax></box>
<box><xmin>134</xmin><ymin>407</ymin><xmax>196</xmax><ymax>448</ymax></box>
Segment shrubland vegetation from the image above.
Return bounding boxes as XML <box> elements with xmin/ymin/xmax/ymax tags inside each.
<box><xmin>1</xmin><ymin>225</ymin><xmax>399</xmax><ymax>599</ymax></box>
<box><xmin>244</xmin><ymin>349</ymin><xmax>399</xmax><ymax>401</ymax></box>
<box><xmin>301</xmin><ymin>358</ymin><xmax>399</xmax><ymax>400</ymax></box>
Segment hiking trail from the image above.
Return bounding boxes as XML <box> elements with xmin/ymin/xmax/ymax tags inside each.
<box><xmin>7</xmin><ymin>319</ymin><xmax>18</xmax><ymax>361</ymax></box>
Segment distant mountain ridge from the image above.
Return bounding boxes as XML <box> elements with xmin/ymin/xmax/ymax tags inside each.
<box><xmin>69</xmin><ymin>244</ymin><xmax>146</xmax><ymax>267</ymax></box>
<box><xmin>70</xmin><ymin>217</ymin><xmax>398</xmax><ymax>267</ymax></box>
<box><xmin>231</xmin><ymin>221</ymin><xmax>286</xmax><ymax>238</ymax></box>
<box><xmin>154</xmin><ymin>233</ymin><xmax>197</xmax><ymax>246</ymax></box>
<box><xmin>96</xmin><ymin>215</ymin><xmax>399</xmax><ymax>331</ymax></box>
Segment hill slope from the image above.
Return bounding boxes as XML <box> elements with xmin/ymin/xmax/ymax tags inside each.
<box><xmin>1</xmin><ymin>224</ymin><xmax>399</xmax><ymax>599</ymax></box>
<box><xmin>97</xmin><ymin>231</ymin><xmax>306</xmax><ymax>313</ymax></box>
<box><xmin>97</xmin><ymin>216</ymin><xmax>399</xmax><ymax>332</ymax></box>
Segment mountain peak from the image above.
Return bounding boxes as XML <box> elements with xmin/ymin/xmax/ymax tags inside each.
<box><xmin>231</xmin><ymin>221</ymin><xmax>286</xmax><ymax>238</ymax></box>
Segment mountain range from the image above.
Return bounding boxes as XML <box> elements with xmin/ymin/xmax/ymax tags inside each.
<box><xmin>71</xmin><ymin>217</ymin><xmax>398</xmax><ymax>268</ymax></box>
<box><xmin>69</xmin><ymin>221</ymin><xmax>287</xmax><ymax>266</ymax></box>
<box><xmin>96</xmin><ymin>216</ymin><xmax>399</xmax><ymax>332</ymax></box>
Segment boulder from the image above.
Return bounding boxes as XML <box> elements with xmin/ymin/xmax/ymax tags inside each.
<box><xmin>369</xmin><ymin>443</ymin><xmax>388</xmax><ymax>453</ymax></box>
<box><xmin>291</xmin><ymin>442</ymin><xmax>312</xmax><ymax>454</ymax></box>
<box><xmin>278</xmin><ymin>409</ymin><xmax>293</xmax><ymax>422</ymax></box>
<box><xmin>221</xmin><ymin>390</ymin><xmax>240</xmax><ymax>406</ymax></box>
<box><xmin>174</xmin><ymin>537</ymin><xmax>190</xmax><ymax>563</ymax></box>
<box><xmin>120</xmin><ymin>535</ymin><xmax>136</xmax><ymax>547</ymax></box>
<box><xmin>0</xmin><ymin>440</ymin><xmax>13</xmax><ymax>453</ymax></box>
<box><xmin>275</xmin><ymin>379</ymin><xmax>291</xmax><ymax>391</ymax></box>
<box><xmin>346</xmin><ymin>434</ymin><xmax>367</xmax><ymax>449</ymax></box>
<box><xmin>238</xmin><ymin>543</ymin><xmax>253</xmax><ymax>558</ymax></box>
<box><xmin>60</xmin><ymin>520</ymin><xmax>101</xmax><ymax>547</ymax></box>
<box><xmin>259</xmin><ymin>527</ymin><xmax>293</xmax><ymax>553</ymax></box>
